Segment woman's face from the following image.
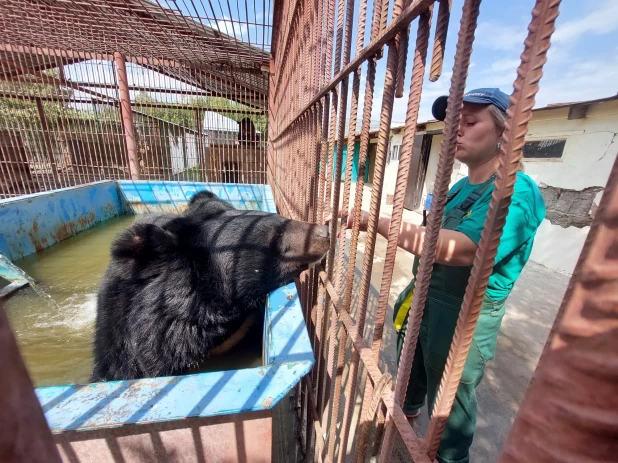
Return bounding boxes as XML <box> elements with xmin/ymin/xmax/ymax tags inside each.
<box><xmin>456</xmin><ymin>103</ymin><xmax>502</xmax><ymax>167</ymax></box>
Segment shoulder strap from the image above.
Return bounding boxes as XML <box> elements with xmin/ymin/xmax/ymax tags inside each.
<box><xmin>446</xmin><ymin>181</ymin><xmax>466</xmax><ymax>203</ymax></box>
<box><xmin>443</xmin><ymin>174</ymin><xmax>496</xmax><ymax>226</ymax></box>
<box><xmin>456</xmin><ymin>174</ymin><xmax>496</xmax><ymax>213</ymax></box>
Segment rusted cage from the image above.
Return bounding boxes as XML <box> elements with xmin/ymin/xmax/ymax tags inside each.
<box><xmin>0</xmin><ymin>0</ymin><xmax>270</xmax><ymax>199</ymax></box>
<box><xmin>2</xmin><ymin>0</ymin><xmax>618</xmax><ymax>461</ymax></box>
<box><xmin>268</xmin><ymin>0</ymin><xmax>618</xmax><ymax>461</ymax></box>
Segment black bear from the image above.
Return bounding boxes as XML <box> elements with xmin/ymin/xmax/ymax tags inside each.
<box><xmin>91</xmin><ymin>191</ymin><xmax>330</xmax><ymax>382</ymax></box>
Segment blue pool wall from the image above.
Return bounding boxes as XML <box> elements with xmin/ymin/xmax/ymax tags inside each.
<box><xmin>0</xmin><ymin>181</ymin><xmax>313</xmax><ymax>433</ymax></box>
<box><xmin>0</xmin><ymin>180</ymin><xmax>276</xmax><ymax>262</ymax></box>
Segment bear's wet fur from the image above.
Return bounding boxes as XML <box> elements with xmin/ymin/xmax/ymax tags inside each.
<box><xmin>91</xmin><ymin>191</ymin><xmax>330</xmax><ymax>382</ymax></box>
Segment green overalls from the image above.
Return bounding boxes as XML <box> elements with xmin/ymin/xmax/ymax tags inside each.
<box><xmin>394</xmin><ymin>176</ymin><xmax>505</xmax><ymax>463</ymax></box>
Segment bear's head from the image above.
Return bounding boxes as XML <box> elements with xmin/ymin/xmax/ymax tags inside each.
<box><xmin>112</xmin><ymin>190</ymin><xmax>331</xmax><ymax>304</ymax></box>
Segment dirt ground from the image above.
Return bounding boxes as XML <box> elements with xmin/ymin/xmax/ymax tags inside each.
<box><xmin>325</xmin><ymin>185</ymin><xmax>571</xmax><ymax>462</ymax></box>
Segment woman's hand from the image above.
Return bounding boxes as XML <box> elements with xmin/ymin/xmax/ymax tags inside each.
<box><xmin>324</xmin><ymin>209</ymin><xmax>370</xmax><ymax>232</ymax></box>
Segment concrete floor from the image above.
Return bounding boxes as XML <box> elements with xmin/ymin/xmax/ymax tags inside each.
<box><xmin>323</xmin><ymin>185</ymin><xmax>572</xmax><ymax>462</ymax></box>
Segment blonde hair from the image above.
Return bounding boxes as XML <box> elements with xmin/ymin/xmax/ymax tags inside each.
<box><xmin>488</xmin><ymin>104</ymin><xmax>524</xmax><ymax>172</ymax></box>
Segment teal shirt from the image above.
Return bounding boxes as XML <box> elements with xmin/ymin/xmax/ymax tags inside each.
<box><xmin>444</xmin><ymin>172</ymin><xmax>546</xmax><ymax>300</ymax></box>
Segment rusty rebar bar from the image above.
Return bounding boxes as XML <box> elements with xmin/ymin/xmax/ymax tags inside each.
<box><xmin>318</xmin><ymin>269</ymin><xmax>431</xmax><ymax>463</ymax></box>
<box><xmin>355</xmin><ymin>6</ymin><xmax>433</xmax><ymax>462</ymax></box>
<box><xmin>429</xmin><ymin>0</ymin><xmax>452</xmax><ymax>82</ymax></box>
<box><xmin>0</xmin><ymin>302</ymin><xmax>62</xmax><ymax>463</ymax></box>
<box><xmin>114</xmin><ymin>52</ymin><xmax>140</xmax><ymax>180</ymax></box>
<box><xmin>323</xmin><ymin>0</ymin><xmax>358</xmax><ymax>459</ymax></box>
<box><xmin>424</xmin><ymin>0</ymin><xmax>562</xmax><ymax>457</ymax></box>
<box><xmin>379</xmin><ymin>0</ymin><xmax>482</xmax><ymax>459</ymax></box>
<box><xmin>499</xmin><ymin>127</ymin><xmax>618</xmax><ymax>463</ymax></box>
<box><xmin>314</xmin><ymin>0</ymin><xmax>338</xmax><ymax>420</ymax></box>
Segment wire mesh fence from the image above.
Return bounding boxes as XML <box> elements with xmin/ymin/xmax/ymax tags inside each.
<box><xmin>267</xmin><ymin>0</ymin><xmax>575</xmax><ymax>461</ymax></box>
<box><xmin>0</xmin><ymin>0</ymin><xmax>271</xmax><ymax>198</ymax></box>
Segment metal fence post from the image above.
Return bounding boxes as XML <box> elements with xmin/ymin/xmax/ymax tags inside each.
<box><xmin>35</xmin><ymin>97</ymin><xmax>61</xmax><ymax>186</ymax></box>
<box><xmin>0</xmin><ymin>302</ymin><xmax>62</xmax><ymax>463</ymax></box>
<box><xmin>114</xmin><ymin>52</ymin><xmax>140</xmax><ymax>180</ymax></box>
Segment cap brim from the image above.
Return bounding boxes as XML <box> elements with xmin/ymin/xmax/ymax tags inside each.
<box><xmin>431</xmin><ymin>95</ymin><xmax>448</xmax><ymax>121</ymax></box>
<box><xmin>462</xmin><ymin>95</ymin><xmax>493</xmax><ymax>105</ymax></box>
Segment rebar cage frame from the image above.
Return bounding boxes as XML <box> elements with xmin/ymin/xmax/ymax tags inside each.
<box><xmin>1</xmin><ymin>0</ymin><xmax>617</xmax><ymax>461</ymax></box>
<box><xmin>268</xmin><ymin>0</ymin><xmax>618</xmax><ymax>461</ymax></box>
<box><xmin>0</xmin><ymin>0</ymin><xmax>272</xmax><ymax>197</ymax></box>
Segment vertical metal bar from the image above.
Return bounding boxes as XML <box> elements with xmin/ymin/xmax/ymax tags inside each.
<box><xmin>196</xmin><ymin>109</ymin><xmax>206</xmax><ymax>182</ymax></box>
<box><xmin>499</xmin><ymin>138</ymin><xmax>618</xmax><ymax>463</ymax></box>
<box><xmin>35</xmin><ymin>98</ymin><xmax>60</xmax><ymax>186</ymax></box>
<box><xmin>380</xmin><ymin>0</ymin><xmax>482</xmax><ymax>458</ymax></box>
<box><xmin>329</xmin><ymin>0</ymin><xmax>386</xmax><ymax>453</ymax></box>
<box><xmin>428</xmin><ymin>0</ymin><xmax>452</xmax><ymax>82</ymax></box>
<box><xmin>425</xmin><ymin>0</ymin><xmax>562</xmax><ymax>458</ymax></box>
<box><xmin>314</xmin><ymin>0</ymin><xmax>337</xmax><ymax>419</ymax></box>
<box><xmin>0</xmin><ymin>302</ymin><xmax>62</xmax><ymax>463</ymax></box>
<box><xmin>324</xmin><ymin>0</ymin><xmax>356</xmax><ymax>456</ymax></box>
<box><xmin>355</xmin><ymin>6</ymin><xmax>433</xmax><ymax>462</ymax></box>
<box><xmin>114</xmin><ymin>52</ymin><xmax>140</xmax><ymax>180</ymax></box>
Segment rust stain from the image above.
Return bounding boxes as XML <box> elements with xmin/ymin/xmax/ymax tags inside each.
<box><xmin>102</xmin><ymin>202</ymin><xmax>116</xmax><ymax>216</ymax></box>
<box><xmin>77</xmin><ymin>211</ymin><xmax>96</xmax><ymax>228</ymax></box>
<box><xmin>51</xmin><ymin>222</ymin><xmax>77</xmax><ymax>242</ymax></box>
<box><xmin>27</xmin><ymin>219</ymin><xmax>45</xmax><ymax>252</ymax></box>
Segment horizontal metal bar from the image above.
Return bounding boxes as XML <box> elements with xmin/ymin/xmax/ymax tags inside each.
<box><xmin>37</xmin><ymin>81</ymin><xmax>215</xmax><ymax>96</ymax></box>
<box><xmin>317</xmin><ymin>269</ymin><xmax>431</xmax><ymax>463</ymax></box>
<box><xmin>0</xmin><ymin>43</ymin><xmax>269</xmax><ymax>72</ymax></box>
<box><xmin>0</xmin><ymin>91</ymin><xmax>264</xmax><ymax>114</ymax></box>
<box><xmin>271</xmin><ymin>0</ymin><xmax>435</xmax><ymax>141</ymax></box>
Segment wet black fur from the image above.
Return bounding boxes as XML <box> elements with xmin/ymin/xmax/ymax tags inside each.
<box><xmin>92</xmin><ymin>191</ymin><xmax>328</xmax><ymax>382</ymax></box>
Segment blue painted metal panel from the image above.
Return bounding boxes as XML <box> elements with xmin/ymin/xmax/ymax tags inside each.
<box><xmin>0</xmin><ymin>181</ymin><xmax>123</xmax><ymax>261</ymax></box>
<box><xmin>117</xmin><ymin>181</ymin><xmax>271</xmax><ymax>214</ymax></box>
<box><xmin>0</xmin><ymin>181</ymin><xmax>313</xmax><ymax>432</ymax></box>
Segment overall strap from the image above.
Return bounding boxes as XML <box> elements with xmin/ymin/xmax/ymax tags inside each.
<box><xmin>443</xmin><ymin>174</ymin><xmax>496</xmax><ymax>227</ymax></box>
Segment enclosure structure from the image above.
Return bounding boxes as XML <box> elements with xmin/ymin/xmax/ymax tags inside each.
<box><xmin>268</xmin><ymin>0</ymin><xmax>618</xmax><ymax>461</ymax></box>
<box><xmin>0</xmin><ymin>0</ymin><xmax>270</xmax><ymax>198</ymax></box>
<box><xmin>1</xmin><ymin>0</ymin><xmax>618</xmax><ymax>462</ymax></box>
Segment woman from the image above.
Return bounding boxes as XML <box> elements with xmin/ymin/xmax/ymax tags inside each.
<box><xmin>337</xmin><ymin>88</ymin><xmax>545</xmax><ymax>463</ymax></box>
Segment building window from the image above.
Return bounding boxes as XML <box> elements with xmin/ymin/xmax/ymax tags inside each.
<box><xmin>522</xmin><ymin>139</ymin><xmax>566</xmax><ymax>159</ymax></box>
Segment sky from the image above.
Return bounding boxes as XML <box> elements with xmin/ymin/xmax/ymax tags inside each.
<box><xmin>381</xmin><ymin>0</ymin><xmax>618</xmax><ymax>124</ymax></box>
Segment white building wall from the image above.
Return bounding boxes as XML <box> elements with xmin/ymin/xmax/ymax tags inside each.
<box><xmin>523</xmin><ymin>102</ymin><xmax>618</xmax><ymax>273</ymax></box>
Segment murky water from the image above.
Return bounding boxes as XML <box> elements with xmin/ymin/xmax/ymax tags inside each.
<box><xmin>4</xmin><ymin>214</ymin><xmax>263</xmax><ymax>388</ymax></box>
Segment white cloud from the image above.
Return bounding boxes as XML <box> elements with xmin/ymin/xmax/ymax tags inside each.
<box><xmin>536</xmin><ymin>58</ymin><xmax>618</xmax><ymax>106</ymax></box>
<box><xmin>553</xmin><ymin>1</ymin><xmax>618</xmax><ymax>44</ymax></box>
<box><xmin>474</xmin><ymin>22</ymin><xmax>528</xmax><ymax>51</ymax></box>
<box><xmin>216</xmin><ymin>16</ymin><xmax>249</xmax><ymax>40</ymax></box>
<box><xmin>486</xmin><ymin>58</ymin><xmax>521</xmax><ymax>74</ymax></box>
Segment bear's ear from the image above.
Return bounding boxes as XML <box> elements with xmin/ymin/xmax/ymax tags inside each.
<box><xmin>189</xmin><ymin>190</ymin><xmax>234</xmax><ymax>209</ymax></box>
<box><xmin>189</xmin><ymin>190</ymin><xmax>219</xmax><ymax>206</ymax></box>
<box><xmin>111</xmin><ymin>223</ymin><xmax>178</xmax><ymax>260</ymax></box>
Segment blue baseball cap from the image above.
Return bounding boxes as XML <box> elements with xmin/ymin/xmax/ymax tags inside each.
<box><xmin>431</xmin><ymin>88</ymin><xmax>510</xmax><ymax>121</ymax></box>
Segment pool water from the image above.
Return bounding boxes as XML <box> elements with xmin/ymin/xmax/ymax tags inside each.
<box><xmin>4</xmin><ymin>214</ymin><xmax>263</xmax><ymax>387</ymax></box>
